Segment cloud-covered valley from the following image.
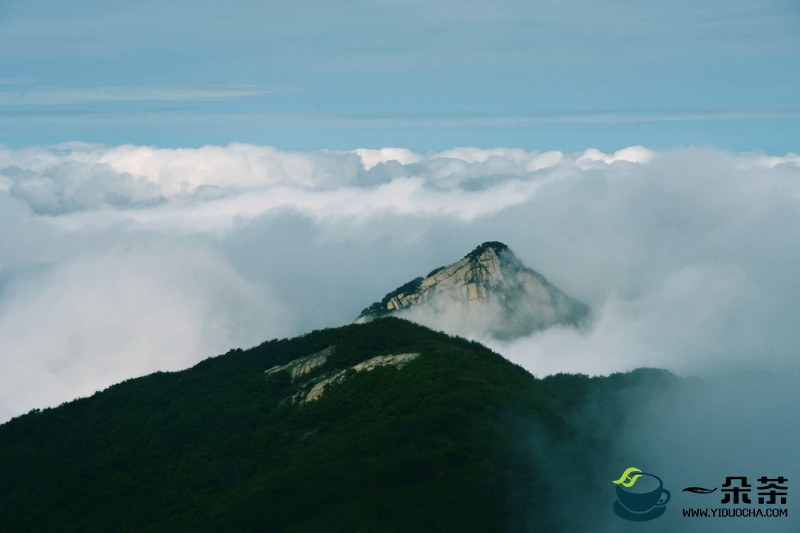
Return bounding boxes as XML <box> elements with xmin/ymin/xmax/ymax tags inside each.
<box><xmin>1</xmin><ymin>142</ymin><xmax>799</xmax><ymax>422</ymax></box>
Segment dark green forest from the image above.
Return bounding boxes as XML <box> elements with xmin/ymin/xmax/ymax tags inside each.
<box><xmin>0</xmin><ymin>318</ymin><xmax>679</xmax><ymax>532</ymax></box>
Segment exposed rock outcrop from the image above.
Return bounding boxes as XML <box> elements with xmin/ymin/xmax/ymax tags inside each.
<box><xmin>264</xmin><ymin>346</ymin><xmax>334</xmax><ymax>381</ymax></box>
<box><xmin>354</xmin><ymin>241</ymin><xmax>588</xmax><ymax>339</ymax></box>
<box><xmin>302</xmin><ymin>353</ymin><xmax>420</xmax><ymax>403</ymax></box>
<box><xmin>266</xmin><ymin>349</ymin><xmax>420</xmax><ymax>404</ymax></box>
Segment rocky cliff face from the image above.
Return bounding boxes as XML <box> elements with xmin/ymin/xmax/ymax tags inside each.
<box><xmin>264</xmin><ymin>346</ymin><xmax>420</xmax><ymax>404</ymax></box>
<box><xmin>355</xmin><ymin>241</ymin><xmax>589</xmax><ymax>339</ymax></box>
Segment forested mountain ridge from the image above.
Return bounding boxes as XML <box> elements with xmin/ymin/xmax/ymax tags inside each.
<box><xmin>0</xmin><ymin>318</ymin><xmax>678</xmax><ymax>532</ymax></box>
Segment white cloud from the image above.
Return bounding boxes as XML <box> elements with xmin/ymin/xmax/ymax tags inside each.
<box><xmin>435</xmin><ymin>147</ymin><xmax>533</xmax><ymax>165</ymax></box>
<box><xmin>0</xmin><ymin>241</ymin><xmax>292</xmax><ymax>422</ymax></box>
<box><xmin>576</xmin><ymin>145</ymin><xmax>654</xmax><ymax>167</ymax></box>
<box><xmin>1</xmin><ymin>143</ymin><xmax>799</xmax><ymax>422</ymax></box>
<box><xmin>352</xmin><ymin>147</ymin><xmax>422</xmax><ymax>170</ymax></box>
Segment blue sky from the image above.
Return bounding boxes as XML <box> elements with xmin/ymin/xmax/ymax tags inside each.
<box><xmin>1</xmin><ymin>0</ymin><xmax>798</xmax><ymax>151</ymax></box>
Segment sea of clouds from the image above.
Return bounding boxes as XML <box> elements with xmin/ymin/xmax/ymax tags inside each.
<box><xmin>1</xmin><ymin>142</ymin><xmax>799</xmax><ymax>422</ymax></box>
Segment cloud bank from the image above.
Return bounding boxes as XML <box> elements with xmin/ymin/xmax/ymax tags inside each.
<box><xmin>1</xmin><ymin>142</ymin><xmax>799</xmax><ymax>421</ymax></box>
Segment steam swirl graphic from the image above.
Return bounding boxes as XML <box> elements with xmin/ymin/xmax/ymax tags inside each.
<box><xmin>612</xmin><ymin>466</ymin><xmax>643</xmax><ymax>488</ymax></box>
<box><xmin>683</xmin><ymin>487</ymin><xmax>717</xmax><ymax>494</ymax></box>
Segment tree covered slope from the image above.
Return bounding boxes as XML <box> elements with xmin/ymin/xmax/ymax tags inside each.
<box><xmin>0</xmin><ymin>318</ymin><xmax>677</xmax><ymax>532</ymax></box>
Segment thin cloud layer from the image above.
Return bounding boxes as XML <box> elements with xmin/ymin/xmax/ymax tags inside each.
<box><xmin>1</xmin><ymin>143</ymin><xmax>799</xmax><ymax>421</ymax></box>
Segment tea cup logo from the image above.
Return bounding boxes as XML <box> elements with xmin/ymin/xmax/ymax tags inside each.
<box><xmin>612</xmin><ymin>466</ymin><xmax>671</xmax><ymax>521</ymax></box>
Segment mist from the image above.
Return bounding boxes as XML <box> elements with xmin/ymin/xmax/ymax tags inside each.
<box><xmin>522</xmin><ymin>367</ymin><xmax>800</xmax><ymax>533</ymax></box>
<box><xmin>1</xmin><ymin>143</ymin><xmax>799</xmax><ymax>429</ymax></box>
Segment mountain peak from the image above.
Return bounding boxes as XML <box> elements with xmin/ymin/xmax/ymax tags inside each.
<box><xmin>465</xmin><ymin>241</ymin><xmax>509</xmax><ymax>260</ymax></box>
<box><xmin>355</xmin><ymin>242</ymin><xmax>589</xmax><ymax>339</ymax></box>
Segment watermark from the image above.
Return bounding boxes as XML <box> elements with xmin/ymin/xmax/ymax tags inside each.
<box><xmin>611</xmin><ymin>466</ymin><xmax>671</xmax><ymax>522</ymax></box>
<box><xmin>682</xmin><ymin>507</ymin><xmax>788</xmax><ymax>518</ymax></box>
<box><xmin>610</xmin><ymin>468</ymin><xmax>790</xmax><ymax>523</ymax></box>
<box><xmin>681</xmin><ymin>475</ymin><xmax>789</xmax><ymax>521</ymax></box>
